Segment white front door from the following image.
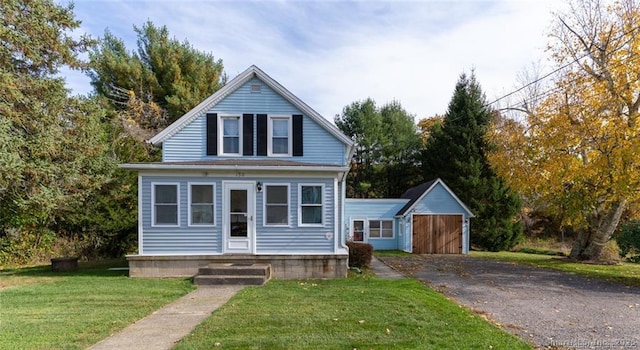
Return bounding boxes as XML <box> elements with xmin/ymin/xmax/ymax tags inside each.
<box><xmin>223</xmin><ymin>182</ymin><xmax>255</xmax><ymax>254</ymax></box>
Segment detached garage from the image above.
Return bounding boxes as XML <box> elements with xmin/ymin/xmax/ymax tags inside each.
<box><xmin>344</xmin><ymin>179</ymin><xmax>474</xmax><ymax>254</ymax></box>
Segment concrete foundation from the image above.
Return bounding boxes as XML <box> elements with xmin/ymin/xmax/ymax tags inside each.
<box><xmin>127</xmin><ymin>254</ymin><xmax>348</xmax><ymax>279</ymax></box>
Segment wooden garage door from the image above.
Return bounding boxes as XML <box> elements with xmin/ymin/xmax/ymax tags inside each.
<box><xmin>412</xmin><ymin>215</ymin><xmax>462</xmax><ymax>254</ymax></box>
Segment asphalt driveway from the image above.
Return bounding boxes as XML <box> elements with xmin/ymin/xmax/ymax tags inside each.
<box><xmin>380</xmin><ymin>255</ymin><xmax>640</xmax><ymax>349</ymax></box>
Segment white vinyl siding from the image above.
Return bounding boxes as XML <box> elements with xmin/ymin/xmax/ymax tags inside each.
<box><xmin>299</xmin><ymin>184</ymin><xmax>324</xmax><ymax>226</ymax></box>
<box><xmin>268</xmin><ymin>115</ymin><xmax>291</xmax><ymax>156</ymax></box>
<box><xmin>152</xmin><ymin>183</ymin><xmax>179</xmax><ymax>227</ymax></box>
<box><xmin>189</xmin><ymin>183</ymin><xmax>215</xmax><ymax>226</ymax></box>
<box><xmin>264</xmin><ymin>184</ymin><xmax>289</xmax><ymax>226</ymax></box>
<box><xmin>220</xmin><ymin>116</ymin><xmax>241</xmax><ymax>155</ymax></box>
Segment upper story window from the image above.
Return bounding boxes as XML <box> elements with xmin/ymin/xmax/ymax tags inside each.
<box><xmin>268</xmin><ymin>116</ymin><xmax>291</xmax><ymax>156</ymax></box>
<box><xmin>220</xmin><ymin>116</ymin><xmax>241</xmax><ymax>155</ymax></box>
<box><xmin>153</xmin><ymin>183</ymin><xmax>179</xmax><ymax>226</ymax></box>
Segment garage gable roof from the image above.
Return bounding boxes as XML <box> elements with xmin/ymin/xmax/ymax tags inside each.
<box><xmin>396</xmin><ymin>178</ymin><xmax>474</xmax><ymax>217</ymax></box>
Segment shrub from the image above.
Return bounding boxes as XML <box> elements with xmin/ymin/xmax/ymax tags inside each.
<box><xmin>616</xmin><ymin>220</ymin><xmax>640</xmax><ymax>262</ymax></box>
<box><xmin>600</xmin><ymin>240</ymin><xmax>621</xmax><ymax>262</ymax></box>
<box><xmin>0</xmin><ymin>228</ymin><xmax>56</xmax><ymax>266</ymax></box>
<box><xmin>346</xmin><ymin>241</ymin><xmax>373</xmax><ymax>267</ymax></box>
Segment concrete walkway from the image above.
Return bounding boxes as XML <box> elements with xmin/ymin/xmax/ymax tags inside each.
<box><xmin>368</xmin><ymin>256</ymin><xmax>406</xmax><ymax>279</ymax></box>
<box><xmin>88</xmin><ymin>259</ymin><xmax>399</xmax><ymax>350</ymax></box>
<box><xmin>89</xmin><ymin>285</ymin><xmax>244</xmax><ymax>350</ymax></box>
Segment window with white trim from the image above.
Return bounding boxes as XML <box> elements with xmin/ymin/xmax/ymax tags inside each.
<box><xmin>220</xmin><ymin>116</ymin><xmax>241</xmax><ymax>155</ymax></box>
<box><xmin>369</xmin><ymin>220</ymin><xmax>394</xmax><ymax>238</ymax></box>
<box><xmin>189</xmin><ymin>183</ymin><xmax>215</xmax><ymax>226</ymax></box>
<box><xmin>153</xmin><ymin>183</ymin><xmax>179</xmax><ymax>226</ymax></box>
<box><xmin>268</xmin><ymin>116</ymin><xmax>291</xmax><ymax>156</ymax></box>
<box><xmin>300</xmin><ymin>185</ymin><xmax>323</xmax><ymax>225</ymax></box>
<box><xmin>265</xmin><ymin>185</ymin><xmax>289</xmax><ymax>225</ymax></box>
<box><xmin>352</xmin><ymin>219</ymin><xmax>365</xmax><ymax>242</ymax></box>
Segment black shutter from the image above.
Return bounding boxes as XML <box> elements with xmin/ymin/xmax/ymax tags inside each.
<box><xmin>243</xmin><ymin>114</ymin><xmax>254</xmax><ymax>156</ymax></box>
<box><xmin>292</xmin><ymin>114</ymin><xmax>303</xmax><ymax>156</ymax></box>
<box><xmin>206</xmin><ymin>113</ymin><xmax>217</xmax><ymax>155</ymax></box>
<box><xmin>257</xmin><ymin>114</ymin><xmax>267</xmax><ymax>156</ymax></box>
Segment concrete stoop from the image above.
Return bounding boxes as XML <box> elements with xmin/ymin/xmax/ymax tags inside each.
<box><xmin>193</xmin><ymin>263</ymin><xmax>271</xmax><ymax>285</ymax></box>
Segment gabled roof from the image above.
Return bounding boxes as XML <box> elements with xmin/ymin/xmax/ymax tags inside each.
<box><xmin>395</xmin><ymin>178</ymin><xmax>475</xmax><ymax>217</ymax></box>
<box><xmin>149</xmin><ymin>65</ymin><xmax>355</xmax><ymax>152</ymax></box>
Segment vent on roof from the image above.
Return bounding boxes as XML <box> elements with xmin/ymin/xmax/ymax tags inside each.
<box><xmin>251</xmin><ymin>84</ymin><xmax>261</xmax><ymax>93</ymax></box>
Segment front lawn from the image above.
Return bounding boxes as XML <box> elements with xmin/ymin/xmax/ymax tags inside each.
<box><xmin>176</xmin><ymin>274</ymin><xmax>532</xmax><ymax>350</ymax></box>
<box><xmin>471</xmin><ymin>251</ymin><xmax>640</xmax><ymax>288</ymax></box>
<box><xmin>0</xmin><ymin>260</ymin><xmax>194</xmax><ymax>350</ymax></box>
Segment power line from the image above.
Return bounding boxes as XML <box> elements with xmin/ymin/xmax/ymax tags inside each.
<box><xmin>486</xmin><ymin>24</ymin><xmax>640</xmax><ymax>109</ymax></box>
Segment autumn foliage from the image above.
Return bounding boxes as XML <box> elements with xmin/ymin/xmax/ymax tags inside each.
<box><xmin>489</xmin><ymin>0</ymin><xmax>640</xmax><ymax>260</ymax></box>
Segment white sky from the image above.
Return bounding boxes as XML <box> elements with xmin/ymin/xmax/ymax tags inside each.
<box><xmin>62</xmin><ymin>0</ymin><xmax>562</xmax><ymax>122</ymax></box>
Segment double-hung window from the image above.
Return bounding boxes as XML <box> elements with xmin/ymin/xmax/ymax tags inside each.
<box><xmin>265</xmin><ymin>185</ymin><xmax>289</xmax><ymax>226</ymax></box>
<box><xmin>300</xmin><ymin>184</ymin><xmax>323</xmax><ymax>225</ymax></box>
<box><xmin>189</xmin><ymin>183</ymin><xmax>215</xmax><ymax>226</ymax></box>
<box><xmin>221</xmin><ymin>116</ymin><xmax>241</xmax><ymax>155</ymax></box>
<box><xmin>153</xmin><ymin>183</ymin><xmax>179</xmax><ymax>226</ymax></box>
<box><xmin>369</xmin><ymin>220</ymin><xmax>394</xmax><ymax>238</ymax></box>
<box><xmin>268</xmin><ymin>116</ymin><xmax>291</xmax><ymax>156</ymax></box>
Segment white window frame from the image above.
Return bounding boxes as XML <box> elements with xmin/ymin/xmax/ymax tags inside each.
<box><xmin>188</xmin><ymin>182</ymin><xmax>216</xmax><ymax>227</ymax></box>
<box><xmin>350</xmin><ymin>218</ymin><xmax>366</xmax><ymax>242</ymax></box>
<box><xmin>298</xmin><ymin>183</ymin><xmax>324</xmax><ymax>227</ymax></box>
<box><xmin>368</xmin><ymin>219</ymin><xmax>394</xmax><ymax>239</ymax></box>
<box><xmin>218</xmin><ymin>115</ymin><xmax>242</xmax><ymax>156</ymax></box>
<box><xmin>151</xmin><ymin>182</ymin><xmax>180</xmax><ymax>227</ymax></box>
<box><xmin>263</xmin><ymin>183</ymin><xmax>290</xmax><ymax>227</ymax></box>
<box><xmin>267</xmin><ymin>115</ymin><xmax>292</xmax><ymax>157</ymax></box>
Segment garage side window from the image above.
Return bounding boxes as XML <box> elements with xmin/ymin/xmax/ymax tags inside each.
<box><xmin>369</xmin><ymin>220</ymin><xmax>393</xmax><ymax>238</ymax></box>
<box><xmin>153</xmin><ymin>183</ymin><xmax>179</xmax><ymax>226</ymax></box>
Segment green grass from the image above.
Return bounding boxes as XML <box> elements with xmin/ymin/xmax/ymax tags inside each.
<box><xmin>175</xmin><ymin>275</ymin><xmax>532</xmax><ymax>350</ymax></box>
<box><xmin>373</xmin><ymin>250</ymin><xmax>413</xmax><ymax>257</ymax></box>
<box><xmin>0</xmin><ymin>259</ymin><xmax>194</xmax><ymax>350</ymax></box>
<box><xmin>471</xmin><ymin>251</ymin><xmax>640</xmax><ymax>288</ymax></box>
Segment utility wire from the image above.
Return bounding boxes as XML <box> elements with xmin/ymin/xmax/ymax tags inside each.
<box><xmin>486</xmin><ymin>23</ymin><xmax>640</xmax><ymax>110</ymax></box>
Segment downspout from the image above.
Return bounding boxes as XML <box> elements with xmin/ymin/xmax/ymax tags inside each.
<box><xmin>339</xmin><ymin>171</ymin><xmax>349</xmax><ymax>252</ymax></box>
<box><xmin>137</xmin><ymin>174</ymin><xmax>143</xmax><ymax>255</ymax></box>
<box><xmin>340</xmin><ymin>141</ymin><xmax>355</xmax><ymax>252</ymax></box>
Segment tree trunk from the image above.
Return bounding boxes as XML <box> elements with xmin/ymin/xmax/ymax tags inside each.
<box><xmin>569</xmin><ymin>200</ymin><xmax>626</xmax><ymax>261</ymax></box>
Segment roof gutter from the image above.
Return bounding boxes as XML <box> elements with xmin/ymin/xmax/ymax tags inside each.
<box><xmin>119</xmin><ymin>163</ymin><xmax>351</xmax><ymax>173</ymax></box>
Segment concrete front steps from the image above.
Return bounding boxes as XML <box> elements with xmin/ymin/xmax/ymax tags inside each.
<box><xmin>193</xmin><ymin>263</ymin><xmax>271</xmax><ymax>285</ymax></box>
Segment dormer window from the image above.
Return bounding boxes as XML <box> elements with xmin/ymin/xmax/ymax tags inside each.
<box><xmin>220</xmin><ymin>116</ymin><xmax>242</xmax><ymax>156</ymax></box>
<box><xmin>268</xmin><ymin>116</ymin><xmax>291</xmax><ymax>156</ymax></box>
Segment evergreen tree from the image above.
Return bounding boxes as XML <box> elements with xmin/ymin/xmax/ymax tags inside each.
<box><xmin>0</xmin><ymin>0</ymin><xmax>114</xmax><ymax>259</ymax></box>
<box><xmin>88</xmin><ymin>21</ymin><xmax>227</xmax><ymax>126</ymax></box>
<box><xmin>335</xmin><ymin>99</ymin><xmax>421</xmax><ymax>198</ymax></box>
<box><xmin>422</xmin><ymin>73</ymin><xmax>522</xmax><ymax>251</ymax></box>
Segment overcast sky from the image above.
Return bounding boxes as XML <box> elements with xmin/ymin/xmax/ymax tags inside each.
<box><xmin>62</xmin><ymin>0</ymin><xmax>562</xmax><ymax>121</ymax></box>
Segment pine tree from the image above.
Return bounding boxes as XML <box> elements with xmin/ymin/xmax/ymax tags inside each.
<box><xmin>0</xmin><ymin>0</ymin><xmax>114</xmax><ymax>253</ymax></box>
<box><xmin>422</xmin><ymin>73</ymin><xmax>522</xmax><ymax>251</ymax></box>
<box><xmin>88</xmin><ymin>21</ymin><xmax>227</xmax><ymax>126</ymax></box>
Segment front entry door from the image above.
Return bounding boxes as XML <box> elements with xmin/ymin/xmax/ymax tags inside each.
<box><xmin>223</xmin><ymin>182</ymin><xmax>255</xmax><ymax>254</ymax></box>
